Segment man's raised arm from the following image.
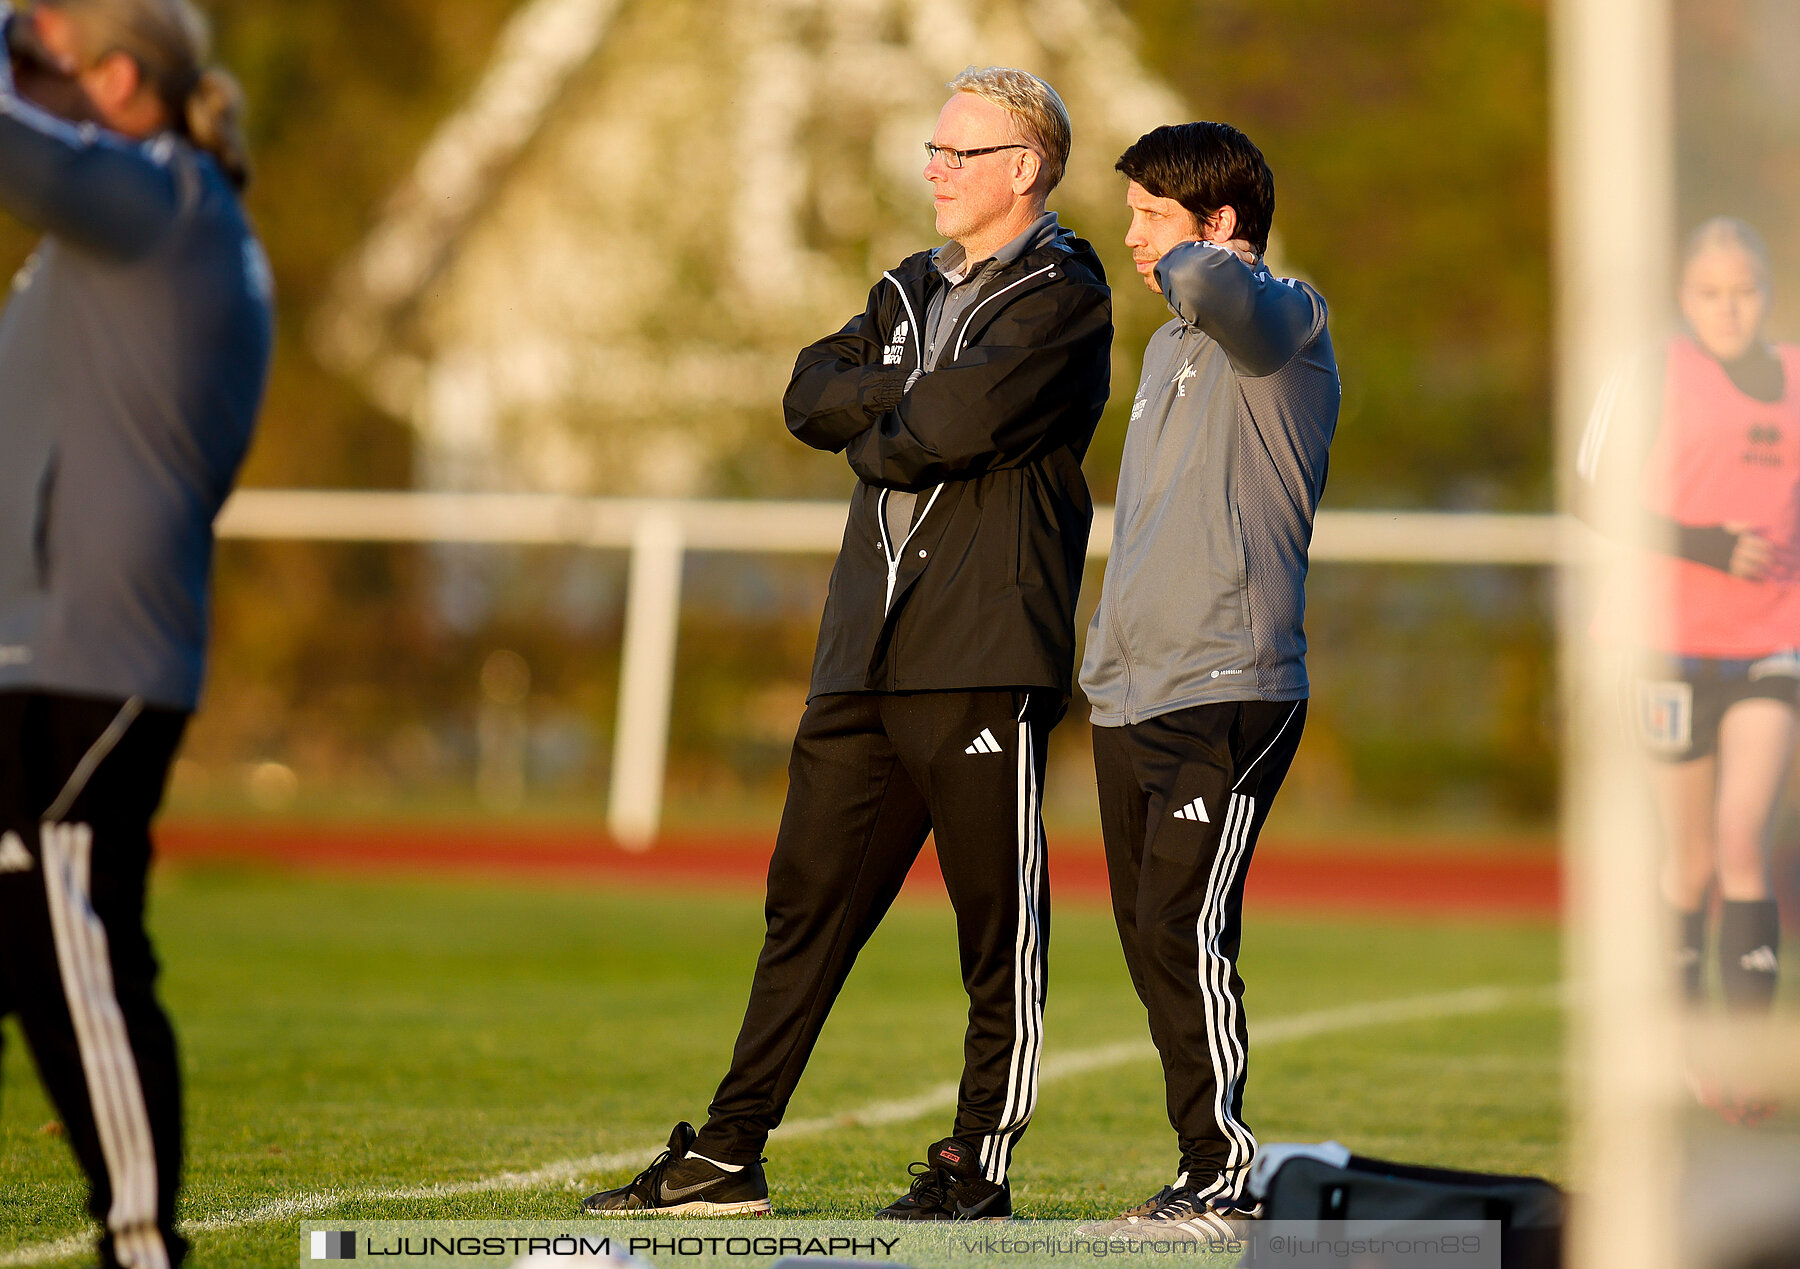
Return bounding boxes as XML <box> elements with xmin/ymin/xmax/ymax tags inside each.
<box><xmin>1155</xmin><ymin>240</ymin><xmax>1317</xmax><ymax>378</ymax></box>
<box><xmin>0</xmin><ymin>9</ymin><xmax>183</xmax><ymax>261</ymax></box>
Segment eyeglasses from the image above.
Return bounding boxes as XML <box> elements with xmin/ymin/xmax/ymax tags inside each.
<box><xmin>924</xmin><ymin>142</ymin><xmax>1030</xmax><ymax>169</ymax></box>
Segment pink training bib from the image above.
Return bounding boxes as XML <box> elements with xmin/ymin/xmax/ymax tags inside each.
<box><xmin>1625</xmin><ymin>336</ymin><xmax>1800</xmax><ymax>656</ymax></box>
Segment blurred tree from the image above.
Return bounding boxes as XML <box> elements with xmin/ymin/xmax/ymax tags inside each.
<box><xmin>1117</xmin><ymin>0</ymin><xmax>1552</xmax><ymax>512</ymax></box>
<box><xmin>157</xmin><ymin>1</ymin><xmax>533</xmax><ymax>791</ymax></box>
<box><xmin>0</xmin><ymin>1</ymin><xmax>1566</xmax><ymax>825</ymax></box>
<box><xmin>212</xmin><ymin>0</ymin><xmax>526</xmax><ymax>489</ymax></box>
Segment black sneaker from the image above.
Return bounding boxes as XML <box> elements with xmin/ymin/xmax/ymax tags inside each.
<box><xmin>876</xmin><ymin>1137</ymin><xmax>1011</xmax><ymax>1221</ymax></box>
<box><xmin>1076</xmin><ymin>1177</ymin><xmax>1260</xmax><ymax>1240</ymax></box>
<box><xmin>581</xmin><ymin>1122</ymin><xmax>772</xmax><ymax>1216</ymax></box>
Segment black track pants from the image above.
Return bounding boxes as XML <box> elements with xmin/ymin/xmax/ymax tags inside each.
<box><xmin>1092</xmin><ymin>699</ymin><xmax>1306</xmax><ymax>1202</ymax></box>
<box><xmin>698</xmin><ymin>690</ymin><xmax>1056</xmax><ymax>1184</ymax></box>
<box><xmin>0</xmin><ymin>692</ymin><xmax>189</xmax><ymax>1269</ymax></box>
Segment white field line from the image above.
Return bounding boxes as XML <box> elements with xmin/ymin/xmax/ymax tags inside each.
<box><xmin>0</xmin><ymin>983</ymin><xmax>1557</xmax><ymax>1266</ymax></box>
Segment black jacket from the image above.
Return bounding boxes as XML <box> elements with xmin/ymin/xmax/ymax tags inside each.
<box><xmin>785</xmin><ymin>230</ymin><xmax>1112</xmax><ymax>697</ymax></box>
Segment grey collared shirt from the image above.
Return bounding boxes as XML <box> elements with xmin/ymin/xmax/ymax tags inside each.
<box><xmin>885</xmin><ymin>211</ymin><xmax>1063</xmax><ymax>545</ymax></box>
<box><xmin>923</xmin><ymin>209</ymin><xmax>1061</xmax><ymax>370</ymax></box>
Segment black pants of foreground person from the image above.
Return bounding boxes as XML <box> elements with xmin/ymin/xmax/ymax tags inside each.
<box><xmin>0</xmin><ymin>691</ymin><xmax>189</xmax><ymax>1269</ymax></box>
<box><xmin>696</xmin><ymin>689</ymin><xmax>1059</xmax><ymax>1185</ymax></box>
<box><xmin>1093</xmin><ymin>699</ymin><xmax>1306</xmax><ymax>1205</ymax></box>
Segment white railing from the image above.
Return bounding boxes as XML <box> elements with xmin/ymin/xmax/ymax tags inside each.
<box><xmin>216</xmin><ymin>490</ymin><xmax>1571</xmax><ymax>846</ymax></box>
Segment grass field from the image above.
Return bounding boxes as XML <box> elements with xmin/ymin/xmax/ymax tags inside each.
<box><xmin>1</xmin><ymin>863</ymin><xmax>1563</xmax><ymax>1268</ymax></box>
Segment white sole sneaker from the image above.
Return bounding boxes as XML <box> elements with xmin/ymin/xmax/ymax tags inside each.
<box><xmin>585</xmin><ymin>1197</ymin><xmax>773</xmax><ymax>1217</ymax></box>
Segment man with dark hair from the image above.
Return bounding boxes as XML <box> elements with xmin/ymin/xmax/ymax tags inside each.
<box><xmin>1078</xmin><ymin>121</ymin><xmax>1339</xmax><ymax>1238</ymax></box>
<box><xmin>1111</xmin><ymin>120</ymin><xmax>1276</xmax><ymax>256</ymax></box>
<box><xmin>584</xmin><ymin>68</ymin><xmax>1111</xmax><ymax>1221</ymax></box>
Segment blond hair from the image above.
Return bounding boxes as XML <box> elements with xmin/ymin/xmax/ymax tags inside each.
<box><xmin>44</xmin><ymin>0</ymin><xmax>250</xmax><ymax>188</ymax></box>
<box><xmin>946</xmin><ymin>66</ymin><xmax>1071</xmax><ymax>194</ymax></box>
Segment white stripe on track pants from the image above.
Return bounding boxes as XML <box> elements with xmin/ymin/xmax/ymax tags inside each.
<box><xmin>0</xmin><ymin>690</ymin><xmax>189</xmax><ymax>1269</ymax></box>
<box><xmin>1092</xmin><ymin>698</ymin><xmax>1306</xmax><ymax>1203</ymax></box>
<box><xmin>696</xmin><ymin>689</ymin><xmax>1056</xmax><ymax>1185</ymax></box>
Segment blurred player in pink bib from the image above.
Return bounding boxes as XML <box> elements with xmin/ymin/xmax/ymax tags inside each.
<box><xmin>1577</xmin><ymin>217</ymin><xmax>1794</xmax><ymax>1040</ymax></box>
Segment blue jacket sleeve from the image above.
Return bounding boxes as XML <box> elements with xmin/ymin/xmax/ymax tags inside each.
<box><xmin>0</xmin><ymin>16</ymin><xmax>183</xmax><ymax>260</ymax></box>
<box><xmin>1155</xmin><ymin>241</ymin><xmax>1319</xmax><ymax>378</ymax></box>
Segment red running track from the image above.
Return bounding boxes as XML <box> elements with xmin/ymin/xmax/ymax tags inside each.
<box><xmin>156</xmin><ymin>822</ymin><xmax>1560</xmax><ymax>918</ymax></box>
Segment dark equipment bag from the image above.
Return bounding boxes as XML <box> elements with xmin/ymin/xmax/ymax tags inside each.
<box><xmin>1257</xmin><ymin>1153</ymin><xmax>1565</xmax><ymax>1269</ymax></box>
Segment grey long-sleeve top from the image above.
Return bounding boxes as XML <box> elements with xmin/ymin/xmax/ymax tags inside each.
<box><xmin>0</xmin><ymin>26</ymin><xmax>273</xmax><ymax>710</ymax></box>
<box><xmin>1080</xmin><ymin>241</ymin><xmax>1340</xmax><ymax>726</ymax></box>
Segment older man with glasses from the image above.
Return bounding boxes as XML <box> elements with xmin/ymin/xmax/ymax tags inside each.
<box><xmin>584</xmin><ymin>66</ymin><xmax>1112</xmax><ymax>1221</ymax></box>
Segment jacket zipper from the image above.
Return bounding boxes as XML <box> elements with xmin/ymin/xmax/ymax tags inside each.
<box><xmin>876</xmin><ymin>271</ymin><xmax>943</xmax><ymax>614</ymax></box>
<box><xmin>1106</xmin><ymin>597</ymin><xmax>1136</xmax><ymax>717</ymax></box>
<box><xmin>872</xmin><ymin>256</ymin><xmax>1057</xmax><ymax>619</ymax></box>
<box><xmin>952</xmin><ymin>263</ymin><xmax>1058</xmax><ymax>359</ymax></box>
<box><xmin>878</xmin><ymin>483</ymin><xmax>945</xmax><ymax>613</ymax></box>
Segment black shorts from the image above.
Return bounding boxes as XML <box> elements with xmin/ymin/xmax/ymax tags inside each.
<box><xmin>1632</xmin><ymin>652</ymin><xmax>1800</xmax><ymax>762</ymax></box>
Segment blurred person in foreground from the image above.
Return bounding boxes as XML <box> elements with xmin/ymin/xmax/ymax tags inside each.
<box><xmin>1577</xmin><ymin>219</ymin><xmax>1794</xmax><ymax>1057</ymax></box>
<box><xmin>1075</xmin><ymin>122</ymin><xmax>1339</xmax><ymax>1239</ymax></box>
<box><xmin>0</xmin><ymin>1</ymin><xmax>272</xmax><ymax>1265</ymax></box>
<box><xmin>583</xmin><ymin>67</ymin><xmax>1111</xmax><ymax>1220</ymax></box>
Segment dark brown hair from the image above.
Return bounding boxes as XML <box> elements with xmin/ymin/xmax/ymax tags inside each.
<box><xmin>1117</xmin><ymin>122</ymin><xmax>1274</xmax><ymax>255</ymax></box>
